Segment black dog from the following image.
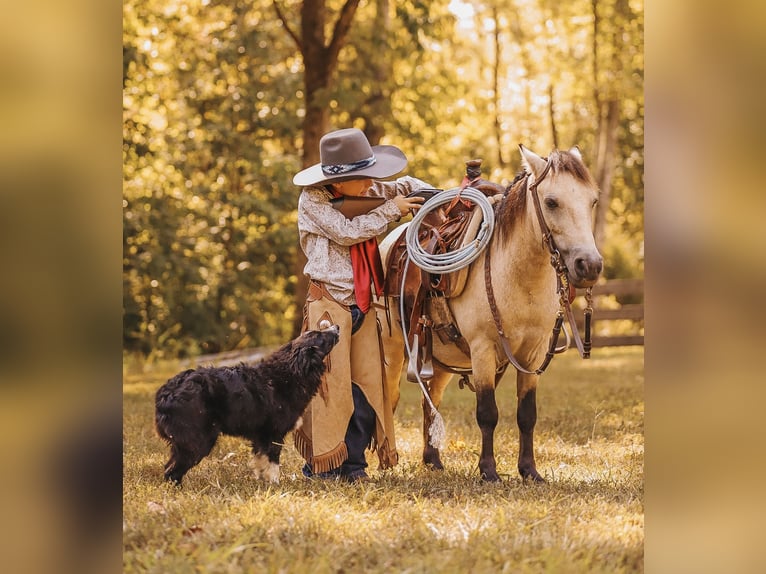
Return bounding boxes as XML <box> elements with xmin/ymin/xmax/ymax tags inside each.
<box><xmin>155</xmin><ymin>323</ymin><xmax>340</xmax><ymax>484</ymax></box>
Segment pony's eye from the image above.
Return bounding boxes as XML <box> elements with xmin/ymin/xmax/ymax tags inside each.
<box><xmin>544</xmin><ymin>198</ymin><xmax>558</xmax><ymax>209</ymax></box>
<box><xmin>592</xmin><ymin>198</ymin><xmax>598</xmax><ymax>208</ymax></box>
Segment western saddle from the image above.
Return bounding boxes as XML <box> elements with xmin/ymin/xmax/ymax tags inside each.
<box><xmin>382</xmin><ymin>159</ymin><xmax>506</xmax><ymax>386</ymax></box>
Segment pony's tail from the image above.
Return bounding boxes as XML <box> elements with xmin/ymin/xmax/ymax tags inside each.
<box><xmin>428</xmin><ymin>408</ymin><xmax>446</xmax><ymax>450</ymax></box>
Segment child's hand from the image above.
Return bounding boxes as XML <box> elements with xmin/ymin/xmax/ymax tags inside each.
<box><xmin>393</xmin><ymin>194</ymin><xmax>424</xmax><ymax>216</ymax></box>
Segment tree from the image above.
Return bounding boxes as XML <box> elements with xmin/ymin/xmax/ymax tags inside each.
<box><xmin>123</xmin><ymin>0</ymin><xmax>644</xmax><ymax>358</ymax></box>
<box><xmin>273</xmin><ymin>0</ymin><xmax>362</xmax><ymax>335</ymax></box>
<box><xmin>347</xmin><ymin>0</ymin><xmax>393</xmax><ymax>145</ymax></box>
<box><xmin>591</xmin><ymin>0</ymin><xmax>643</xmax><ymax>251</ymax></box>
<box><xmin>124</xmin><ymin>0</ymin><xmax>303</xmax><ymax>357</ymax></box>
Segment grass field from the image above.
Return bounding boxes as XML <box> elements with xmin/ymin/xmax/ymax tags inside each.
<box><xmin>123</xmin><ymin>346</ymin><xmax>643</xmax><ymax>573</ymax></box>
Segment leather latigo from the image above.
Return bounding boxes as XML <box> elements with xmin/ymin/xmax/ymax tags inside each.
<box><xmin>330</xmin><ymin>189</ymin><xmax>440</xmax><ymax>219</ymax></box>
<box><xmin>330</xmin><ymin>196</ymin><xmax>386</xmax><ymax>219</ymax></box>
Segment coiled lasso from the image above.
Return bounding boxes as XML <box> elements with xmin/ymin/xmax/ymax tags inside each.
<box><xmin>400</xmin><ymin>187</ymin><xmax>497</xmax><ymax>449</ymax></box>
<box><xmin>405</xmin><ymin>187</ymin><xmax>496</xmax><ymax>274</ymax></box>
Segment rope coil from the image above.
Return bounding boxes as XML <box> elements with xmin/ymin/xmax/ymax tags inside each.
<box><xmin>405</xmin><ymin>187</ymin><xmax>496</xmax><ymax>274</ymax></box>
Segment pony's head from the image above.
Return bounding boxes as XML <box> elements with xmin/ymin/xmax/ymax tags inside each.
<box><xmin>520</xmin><ymin>145</ymin><xmax>603</xmax><ymax>288</ymax></box>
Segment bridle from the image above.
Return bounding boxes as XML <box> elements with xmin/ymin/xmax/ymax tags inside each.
<box><xmin>484</xmin><ymin>156</ymin><xmax>593</xmax><ymax>376</ymax></box>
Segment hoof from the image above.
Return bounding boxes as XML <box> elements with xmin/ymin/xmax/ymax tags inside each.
<box><xmin>481</xmin><ymin>472</ymin><xmax>501</xmax><ymax>482</ymax></box>
<box><xmin>480</xmin><ymin>465</ymin><xmax>501</xmax><ymax>482</ymax></box>
<box><xmin>424</xmin><ymin>458</ymin><xmax>444</xmax><ymax>471</ymax></box>
<box><xmin>423</xmin><ymin>450</ymin><xmax>444</xmax><ymax>470</ymax></box>
<box><xmin>479</xmin><ymin>459</ymin><xmax>500</xmax><ymax>482</ymax></box>
<box><xmin>519</xmin><ymin>467</ymin><xmax>546</xmax><ymax>483</ymax></box>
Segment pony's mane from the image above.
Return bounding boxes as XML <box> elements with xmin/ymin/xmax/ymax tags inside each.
<box><xmin>495</xmin><ymin>149</ymin><xmax>594</xmax><ymax>243</ymax></box>
<box><xmin>495</xmin><ymin>171</ymin><xmax>528</xmax><ymax>243</ymax></box>
<box><xmin>548</xmin><ymin>149</ymin><xmax>596</xmax><ymax>186</ymax></box>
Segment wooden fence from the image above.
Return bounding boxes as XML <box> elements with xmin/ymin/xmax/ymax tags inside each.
<box><xmin>573</xmin><ymin>277</ymin><xmax>644</xmax><ymax>347</ymax></box>
<box><xmin>186</xmin><ymin>277</ymin><xmax>645</xmax><ymax>368</ymax></box>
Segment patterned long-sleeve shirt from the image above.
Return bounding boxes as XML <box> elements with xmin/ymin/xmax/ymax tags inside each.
<box><xmin>298</xmin><ymin>176</ymin><xmax>432</xmax><ymax>307</ymax></box>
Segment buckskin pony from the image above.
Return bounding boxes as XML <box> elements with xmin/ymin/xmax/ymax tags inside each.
<box><xmin>375</xmin><ymin>145</ymin><xmax>603</xmax><ymax>482</ymax></box>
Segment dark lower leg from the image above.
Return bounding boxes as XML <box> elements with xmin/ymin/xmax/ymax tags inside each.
<box><xmin>264</xmin><ymin>442</ymin><xmax>282</xmax><ymax>465</ymax></box>
<box><xmin>164</xmin><ymin>447</ymin><xmax>198</xmax><ymax>484</ymax></box>
<box><xmin>476</xmin><ymin>388</ymin><xmax>499</xmax><ymax>481</ymax></box>
<box><xmin>422</xmin><ymin>398</ymin><xmax>444</xmax><ymax>469</ymax></box>
<box><xmin>163</xmin><ymin>433</ymin><xmax>217</xmax><ymax>484</ymax></box>
<box><xmin>340</xmin><ymin>383</ymin><xmax>376</xmax><ymax>478</ymax></box>
<box><xmin>517</xmin><ymin>389</ymin><xmax>544</xmax><ymax>482</ymax></box>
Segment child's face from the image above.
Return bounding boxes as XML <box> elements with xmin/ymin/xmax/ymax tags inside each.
<box><xmin>332</xmin><ymin>178</ymin><xmax>373</xmax><ymax>197</ymax></box>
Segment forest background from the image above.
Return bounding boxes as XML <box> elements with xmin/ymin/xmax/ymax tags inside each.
<box><xmin>123</xmin><ymin>0</ymin><xmax>643</xmax><ymax>360</ymax></box>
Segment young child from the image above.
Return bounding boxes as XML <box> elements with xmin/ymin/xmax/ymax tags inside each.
<box><xmin>292</xmin><ymin>128</ymin><xmax>432</xmax><ymax>482</ymax></box>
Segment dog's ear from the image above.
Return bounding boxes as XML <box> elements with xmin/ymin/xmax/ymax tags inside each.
<box><xmin>293</xmin><ymin>344</ymin><xmax>322</xmax><ymax>373</ymax></box>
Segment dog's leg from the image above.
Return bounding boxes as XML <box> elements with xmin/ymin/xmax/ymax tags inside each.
<box><xmin>250</xmin><ymin>451</ymin><xmax>280</xmax><ymax>484</ymax></box>
<box><xmin>164</xmin><ymin>445</ymin><xmax>197</xmax><ymax>485</ymax></box>
<box><xmin>262</xmin><ymin>459</ymin><xmax>280</xmax><ymax>483</ymax></box>
<box><xmin>163</xmin><ymin>454</ymin><xmax>179</xmax><ymax>482</ymax></box>
<box><xmin>250</xmin><ymin>439</ymin><xmax>282</xmax><ymax>483</ymax></box>
<box><xmin>163</xmin><ymin>432</ymin><xmax>219</xmax><ymax>485</ymax></box>
<box><xmin>263</xmin><ymin>442</ymin><xmax>283</xmax><ymax>483</ymax></box>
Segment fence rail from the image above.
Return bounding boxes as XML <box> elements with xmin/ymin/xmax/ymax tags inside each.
<box><xmin>574</xmin><ymin>277</ymin><xmax>644</xmax><ymax>347</ymax></box>
<box><xmin>185</xmin><ymin>278</ymin><xmax>645</xmax><ymax>368</ymax></box>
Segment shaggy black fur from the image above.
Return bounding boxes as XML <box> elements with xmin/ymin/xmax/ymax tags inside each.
<box><xmin>155</xmin><ymin>324</ymin><xmax>340</xmax><ymax>484</ymax></box>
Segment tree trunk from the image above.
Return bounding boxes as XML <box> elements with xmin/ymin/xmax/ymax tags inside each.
<box><xmin>548</xmin><ymin>84</ymin><xmax>558</xmax><ymax>150</ymax></box>
<box><xmin>491</xmin><ymin>5</ymin><xmax>506</xmax><ymax>170</ymax></box>
<box><xmin>593</xmin><ymin>98</ymin><xmax>619</xmax><ymax>248</ymax></box>
<box><xmin>300</xmin><ymin>1</ymin><xmax>332</xmax><ymax>162</ymax></box>
<box><xmin>362</xmin><ymin>0</ymin><xmax>391</xmax><ymax>145</ymax></box>
<box><xmin>590</xmin><ymin>0</ymin><xmax>624</xmax><ymax>250</ymax></box>
<box><xmin>508</xmin><ymin>6</ymin><xmax>534</xmax><ymax>146</ymax></box>
<box><xmin>275</xmin><ymin>0</ymin><xmax>362</xmax><ymax>336</ymax></box>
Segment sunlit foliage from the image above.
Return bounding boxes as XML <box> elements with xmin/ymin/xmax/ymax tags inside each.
<box><xmin>123</xmin><ymin>0</ymin><xmax>643</xmax><ymax>358</ymax></box>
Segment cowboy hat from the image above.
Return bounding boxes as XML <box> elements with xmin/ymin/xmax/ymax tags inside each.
<box><xmin>293</xmin><ymin>128</ymin><xmax>408</xmax><ymax>186</ymax></box>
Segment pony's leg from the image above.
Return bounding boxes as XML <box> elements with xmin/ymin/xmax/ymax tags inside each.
<box><xmin>378</xmin><ymin>300</ymin><xmax>406</xmax><ymax>412</ymax></box>
<box><xmin>386</xmin><ymin>357</ymin><xmax>405</xmax><ymax>413</ymax></box>
<box><xmin>421</xmin><ymin>370</ymin><xmax>451</xmax><ymax>469</ymax></box>
<box><xmin>516</xmin><ymin>371</ymin><xmax>545</xmax><ymax>482</ymax></box>
<box><xmin>473</xmin><ymin>358</ymin><xmax>501</xmax><ymax>482</ymax></box>
<box><xmin>475</xmin><ymin>389</ymin><xmax>500</xmax><ymax>481</ymax></box>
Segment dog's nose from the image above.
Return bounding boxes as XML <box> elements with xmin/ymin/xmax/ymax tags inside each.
<box><xmin>318</xmin><ymin>320</ymin><xmax>340</xmax><ymax>333</ymax></box>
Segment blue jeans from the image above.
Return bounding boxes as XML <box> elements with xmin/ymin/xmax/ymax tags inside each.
<box><xmin>350</xmin><ymin>304</ymin><xmax>365</xmax><ymax>334</ymax></box>
<box><xmin>303</xmin><ymin>383</ymin><xmax>375</xmax><ymax>480</ymax></box>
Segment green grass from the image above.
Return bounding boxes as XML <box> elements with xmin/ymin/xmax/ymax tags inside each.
<box><xmin>124</xmin><ymin>347</ymin><xmax>643</xmax><ymax>573</ymax></box>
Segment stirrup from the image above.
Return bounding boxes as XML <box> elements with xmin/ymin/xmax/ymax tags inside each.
<box><xmin>419</xmin><ymin>357</ymin><xmax>434</xmax><ymax>380</ymax></box>
<box><xmin>406</xmin><ymin>334</ymin><xmax>420</xmax><ymax>383</ymax></box>
<box><xmin>419</xmin><ymin>326</ymin><xmax>434</xmax><ymax>380</ymax></box>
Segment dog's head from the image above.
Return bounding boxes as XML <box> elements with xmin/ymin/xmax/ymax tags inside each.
<box><xmin>292</xmin><ymin>323</ymin><xmax>341</xmax><ymax>373</ymax></box>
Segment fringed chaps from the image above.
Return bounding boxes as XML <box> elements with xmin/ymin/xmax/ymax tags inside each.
<box><xmin>293</xmin><ymin>284</ymin><xmax>398</xmax><ymax>473</ymax></box>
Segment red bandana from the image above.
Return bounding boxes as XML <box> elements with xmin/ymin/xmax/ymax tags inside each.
<box><xmin>331</xmin><ymin>190</ymin><xmax>385</xmax><ymax>313</ymax></box>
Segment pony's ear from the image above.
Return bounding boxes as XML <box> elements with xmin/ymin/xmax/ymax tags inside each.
<box><xmin>568</xmin><ymin>146</ymin><xmax>582</xmax><ymax>161</ymax></box>
<box><xmin>519</xmin><ymin>145</ymin><xmax>547</xmax><ymax>177</ymax></box>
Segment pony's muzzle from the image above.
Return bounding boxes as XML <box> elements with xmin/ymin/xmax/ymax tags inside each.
<box><xmin>570</xmin><ymin>249</ymin><xmax>603</xmax><ymax>286</ymax></box>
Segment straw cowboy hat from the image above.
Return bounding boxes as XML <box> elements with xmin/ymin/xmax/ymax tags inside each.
<box><xmin>293</xmin><ymin>128</ymin><xmax>408</xmax><ymax>186</ymax></box>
